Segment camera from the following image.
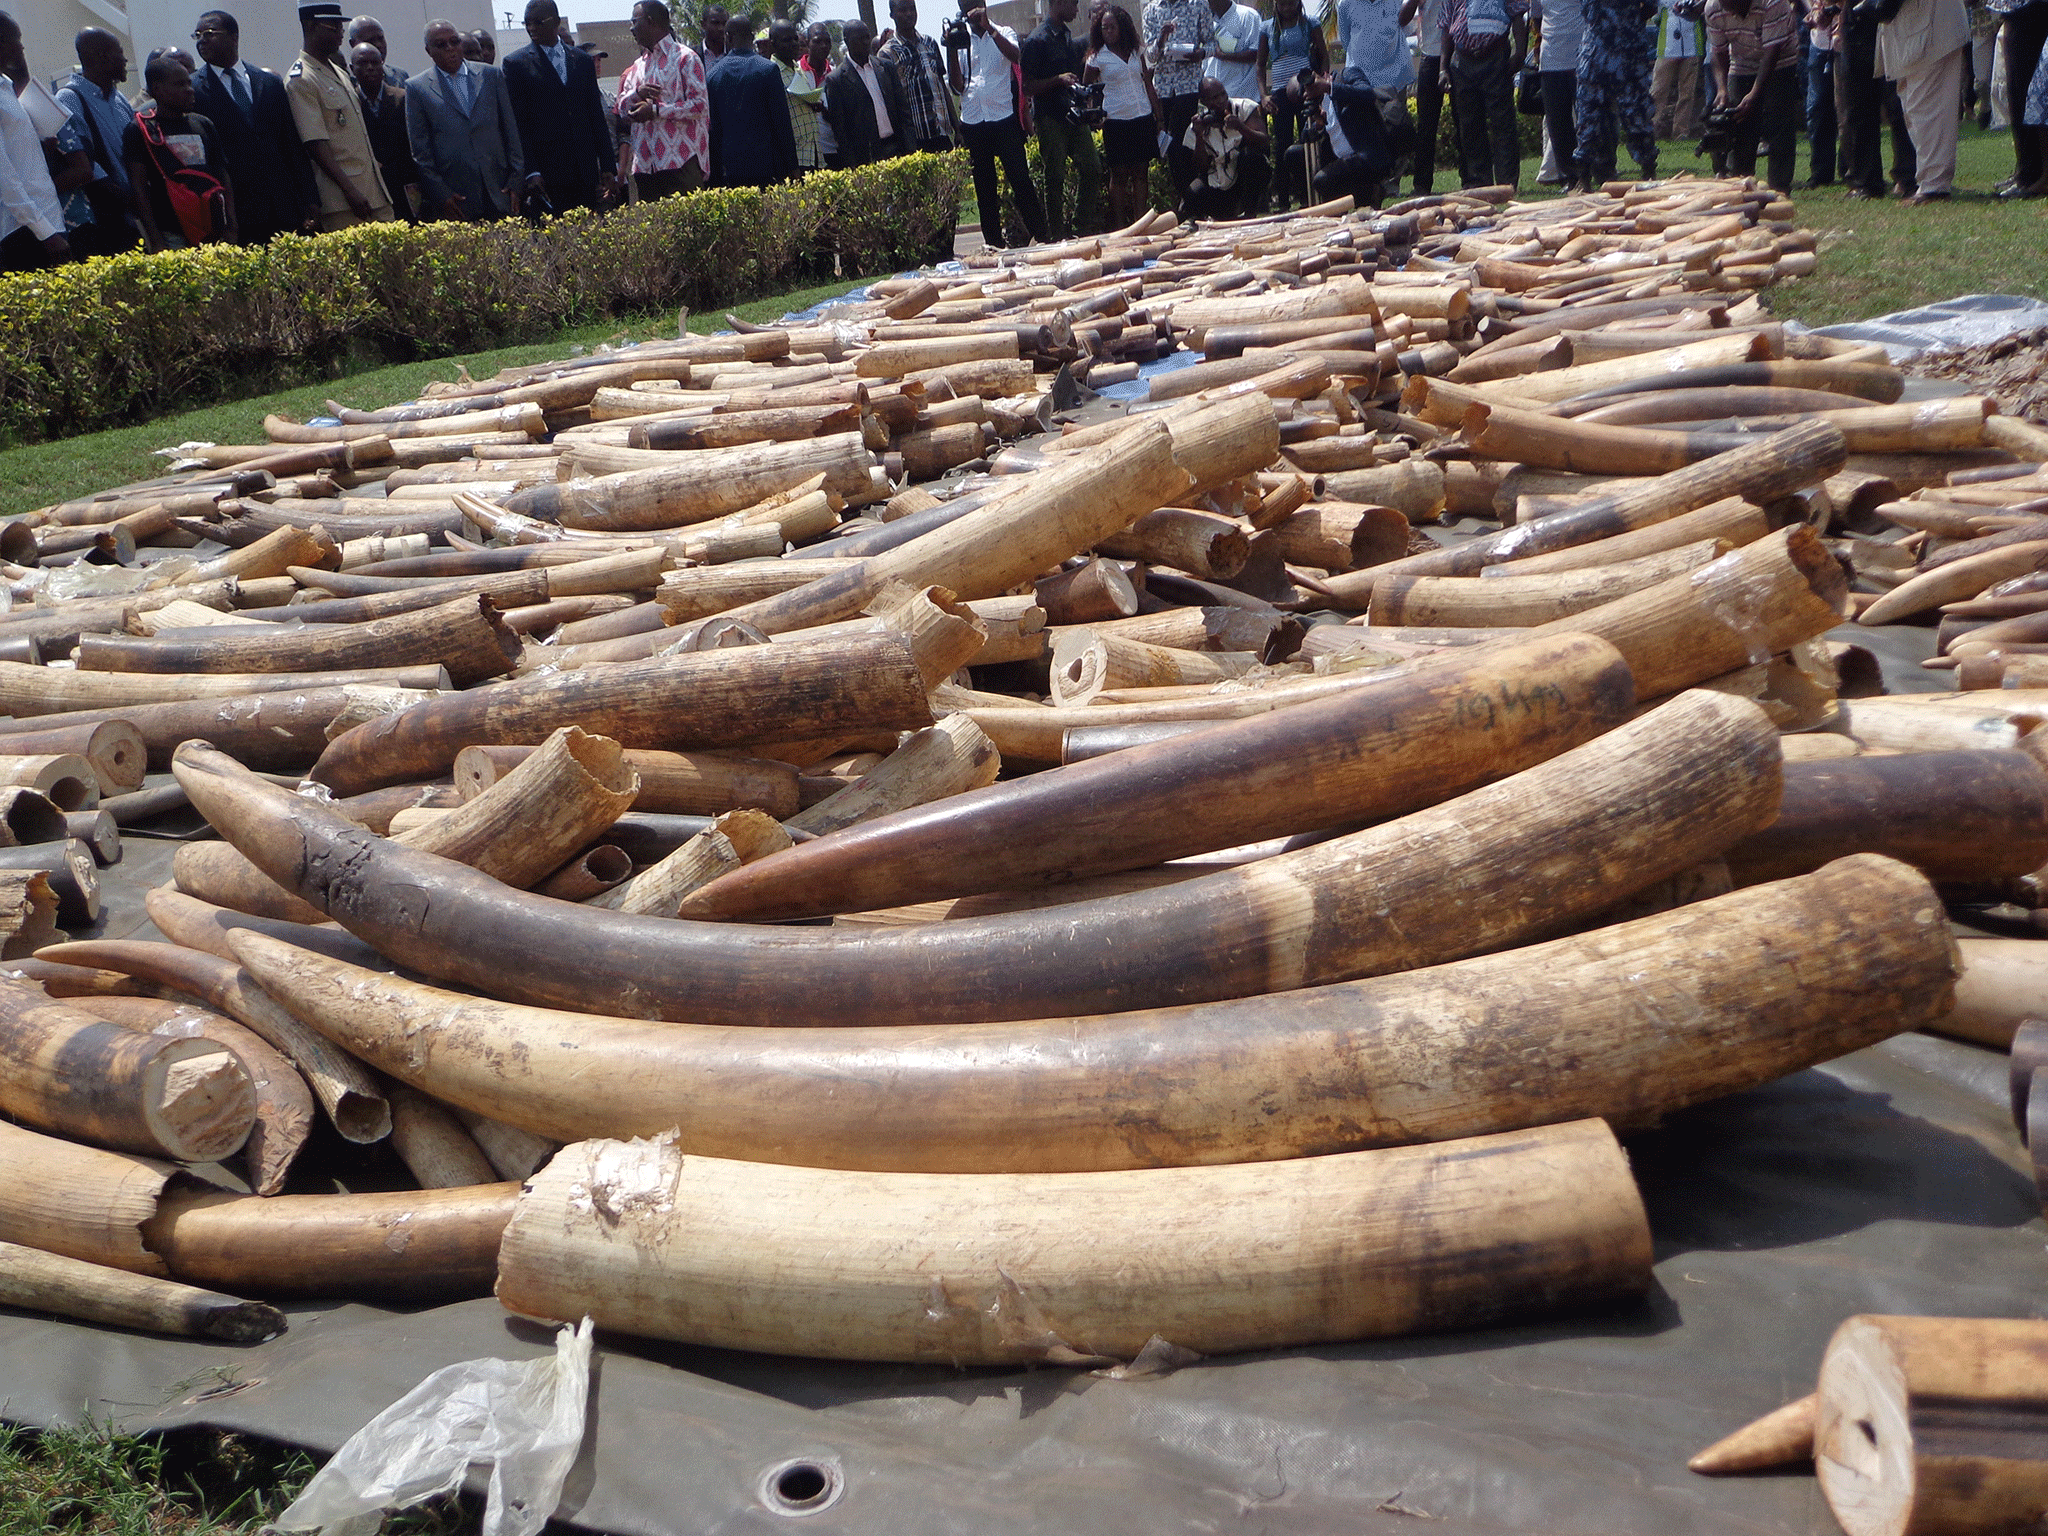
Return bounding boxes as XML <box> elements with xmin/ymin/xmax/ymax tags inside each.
<box><xmin>1064</xmin><ymin>80</ymin><xmax>1106</xmax><ymax>127</ymax></box>
<box><xmin>941</xmin><ymin>15</ymin><xmax>971</xmax><ymax>47</ymax></box>
<box><xmin>1696</xmin><ymin>104</ymin><xmax>1739</xmax><ymax>160</ymax></box>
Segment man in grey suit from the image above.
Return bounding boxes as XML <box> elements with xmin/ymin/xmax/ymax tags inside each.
<box><xmin>407</xmin><ymin>17</ymin><xmax>535</xmax><ymax>219</ymax></box>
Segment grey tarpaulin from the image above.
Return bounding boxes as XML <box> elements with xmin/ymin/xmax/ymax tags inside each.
<box><xmin>1808</xmin><ymin>291</ymin><xmax>2048</xmax><ymax>362</ymax></box>
<box><xmin>1</xmin><ymin>1029</ymin><xmax>2039</xmax><ymax>1534</ymax></box>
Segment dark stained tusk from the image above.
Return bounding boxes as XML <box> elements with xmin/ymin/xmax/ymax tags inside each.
<box><xmin>681</xmin><ymin>632</ymin><xmax>1634</xmax><ymax>923</ymax></box>
<box><xmin>175</xmin><ymin>689</ymin><xmax>1781</xmax><ymax>1027</ymax></box>
<box><xmin>231</xmin><ymin>854</ymin><xmax>1955</xmax><ymax>1173</ymax></box>
<box><xmin>307</xmin><ymin>634</ymin><xmax>935</xmax><ymax>796</ymax></box>
<box><xmin>0</xmin><ymin>977</ymin><xmax>255</xmax><ymax>1161</ymax></box>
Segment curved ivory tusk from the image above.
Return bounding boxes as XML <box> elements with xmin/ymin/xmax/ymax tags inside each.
<box><xmin>142</xmin><ymin>1181</ymin><xmax>516</xmax><ymax>1298</ymax></box>
<box><xmin>494</xmin><ymin>1119</ymin><xmax>1652</xmax><ymax>1364</ymax></box>
<box><xmin>659</xmin><ymin>417</ymin><xmax>1198</xmax><ymax>646</ymax></box>
<box><xmin>177</xmin><ymin>689</ymin><xmax>1779</xmax><ymax>1027</ymax></box>
<box><xmin>75</xmin><ymin>595</ymin><xmax>522</xmax><ymax>689</ymax></box>
<box><xmin>307</xmin><ymin>633</ymin><xmax>934</xmax><ymax>796</ymax></box>
<box><xmin>0</xmin><ymin>1238</ymin><xmax>286</xmax><ymax>1342</ymax></box>
<box><xmin>175</xmin><ymin>844</ymin><xmax>331</xmax><ymax>926</ymax></box>
<box><xmin>389</xmin><ymin>725</ymin><xmax>639</xmax><ymax>888</ymax></box>
<box><xmin>1523</xmin><ymin>525</ymin><xmax>1848</xmax><ymax>703</ymax></box>
<box><xmin>1368</xmin><ymin>539</ymin><xmax>1731</xmax><ymax>629</ymax></box>
<box><xmin>456</xmin><ymin>744</ymin><xmax>802</xmax><ymax>819</ymax></box>
<box><xmin>1316</xmin><ymin>420</ymin><xmax>1847</xmax><ymax>601</ymax></box>
<box><xmin>34</xmin><ymin>938</ymin><xmax>391</xmax><ymax>1144</ymax></box>
<box><xmin>1939</xmin><ymin>938</ymin><xmax>2048</xmax><ymax>1049</ymax></box>
<box><xmin>1723</xmin><ymin>751</ymin><xmax>2048</xmax><ymax>888</ymax></box>
<box><xmin>231</xmin><ymin>855</ymin><xmax>1956</xmax><ymax>1173</ymax></box>
<box><xmin>681</xmin><ymin>632</ymin><xmax>1633</xmax><ymax>924</ymax></box>
<box><xmin>0</xmin><ymin>661</ymin><xmax>450</xmax><ymax>719</ymax></box>
<box><xmin>387</xmin><ymin>1086</ymin><xmax>501</xmax><ymax>1189</ymax></box>
<box><xmin>0</xmin><ymin>1118</ymin><xmax>175</xmax><ymax>1274</ymax></box>
<box><xmin>0</xmin><ymin>977</ymin><xmax>255</xmax><ymax>1162</ymax></box>
<box><xmin>145</xmin><ymin>885</ymin><xmax>393</xmax><ymax>972</ymax></box>
<box><xmin>1689</xmin><ymin>1394</ymin><xmax>1818</xmax><ymax>1475</ymax></box>
<box><xmin>73</xmin><ymin>992</ymin><xmax>316</xmax><ymax>1197</ymax></box>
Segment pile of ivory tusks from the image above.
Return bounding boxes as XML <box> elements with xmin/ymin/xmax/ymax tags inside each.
<box><xmin>1</xmin><ymin>176</ymin><xmax>2045</xmax><ymax>1368</ymax></box>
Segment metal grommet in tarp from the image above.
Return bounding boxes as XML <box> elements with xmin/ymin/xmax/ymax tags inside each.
<box><xmin>758</xmin><ymin>1456</ymin><xmax>845</xmax><ymax>1517</ymax></box>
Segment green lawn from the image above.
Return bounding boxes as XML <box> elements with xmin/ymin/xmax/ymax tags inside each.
<box><xmin>0</xmin><ymin>279</ymin><xmax>863</xmax><ymax>521</ymax></box>
<box><xmin>0</xmin><ymin>1419</ymin><xmax>497</xmax><ymax>1536</ymax></box>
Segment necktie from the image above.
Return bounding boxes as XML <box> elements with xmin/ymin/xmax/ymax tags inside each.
<box><xmin>550</xmin><ymin>45</ymin><xmax>568</xmax><ymax>83</ymax></box>
<box><xmin>224</xmin><ymin>66</ymin><xmax>252</xmax><ymax>116</ymax></box>
<box><xmin>458</xmin><ymin>67</ymin><xmax>476</xmax><ymax>113</ymax></box>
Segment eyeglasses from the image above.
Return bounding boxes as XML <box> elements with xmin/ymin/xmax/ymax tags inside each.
<box><xmin>191</xmin><ymin>27</ymin><xmax>231</xmax><ymax>38</ymax></box>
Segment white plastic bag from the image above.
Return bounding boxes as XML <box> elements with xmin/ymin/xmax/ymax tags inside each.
<box><xmin>271</xmin><ymin>1317</ymin><xmax>593</xmax><ymax>1536</ymax></box>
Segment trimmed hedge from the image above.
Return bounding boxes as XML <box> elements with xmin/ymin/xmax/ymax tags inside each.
<box><xmin>0</xmin><ymin>151</ymin><xmax>968</xmax><ymax>447</ymax></box>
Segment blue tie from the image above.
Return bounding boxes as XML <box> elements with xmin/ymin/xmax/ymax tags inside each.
<box><xmin>456</xmin><ymin>67</ymin><xmax>476</xmax><ymax>113</ymax></box>
<box><xmin>223</xmin><ymin>66</ymin><xmax>252</xmax><ymax>116</ymax></box>
<box><xmin>549</xmin><ymin>45</ymin><xmax>567</xmax><ymax>83</ymax></box>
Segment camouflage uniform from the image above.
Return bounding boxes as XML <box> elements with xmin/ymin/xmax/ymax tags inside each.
<box><xmin>1574</xmin><ymin>0</ymin><xmax>1659</xmax><ymax>184</ymax></box>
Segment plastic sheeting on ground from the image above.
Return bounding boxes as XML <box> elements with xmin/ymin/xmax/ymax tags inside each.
<box><xmin>0</xmin><ymin>1028</ymin><xmax>2036</xmax><ymax>1535</ymax></box>
<box><xmin>1810</xmin><ymin>291</ymin><xmax>2048</xmax><ymax>361</ymax></box>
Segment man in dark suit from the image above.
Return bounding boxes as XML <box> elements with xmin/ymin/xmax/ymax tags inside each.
<box><xmin>188</xmin><ymin>8</ymin><xmax>316</xmax><ymax>242</ymax></box>
<box><xmin>707</xmin><ymin>15</ymin><xmax>798</xmax><ymax>185</ymax></box>
<box><xmin>501</xmin><ymin>0</ymin><xmax>616</xmax><ymax>211</ymax></box>
<box><xmin>824</xmin><ymin>18</ymin><xmax>907</xmax><ymax>165</ymax></box>
<box><xmin>407</xmin><ymin>17</ymin><xmax>533</xmax><ymax>219</ymax></box>
<box><xmin>350</xmin><ymin>40</ymin><xmax>420</xmax><ymax>218</ymax></box>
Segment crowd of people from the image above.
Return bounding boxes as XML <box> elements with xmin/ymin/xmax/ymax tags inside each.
<box><xmin>2</xmin><ymin>0</ymin><xmax>2043</xmax><ymax>271</ymax></box>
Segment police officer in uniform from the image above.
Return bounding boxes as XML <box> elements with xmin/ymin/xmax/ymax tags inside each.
<box><xmin>286</xmin><ymin>0</ymin><xmax>393</xmax><ymax>227</ymax></box>
<box><xmin>1574</xmin><ymin>0</ymin><xmax>1660</xmax><ymax>186</ymax></box>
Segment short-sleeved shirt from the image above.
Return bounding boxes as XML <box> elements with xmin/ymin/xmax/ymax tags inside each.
<box><xmin>959</xmin><ymin>23</ymin><xmax>1021</xmax><ymax>124</ymax></box>
<box><xmin>1446</xmin><ymin>0</ymin><xmax>1528</xmax><ymax>54</ymax></box>
<box><xmin>55</xmin><ymin>74</ymin><xmax>136</xmax><ymax>192</ymax></box>
<box><xmin>1204</xmin><ymin>2</ymin><xmax>1266</xmax><ymax>100</ymax></box>
<box><xmin>1535</xmin><ymin>0</ymin><xmax>1588</xmax><ymax>66</ymax></box>
<box><xmin>1180</xmin><ymin>94</ymin><xmax>1261</xmax><ymax>185</ymax></box>
<box><xmin>286</xmin><ymin>48</ymin><xmax>390</xmax><ymax>215</ymax></box>
<box><xmin>1144</xmin><ymin>0</ymin><xmax>1217</xmax><ymax>98</ymax></box>
<box><xmin>120</xmin><ymin>107</ymin><xmax>228</xmax><ymax>242</ymax></box>
<box><xmin>51</xmin><ymin>118</ymin><xmax>95</xmax><ymax>230</ymax></box>
<box><xmin>1338</xmin><ymin>0</ymin><xmax>1418</xmax><ymax>86</ymax></box>
<box><xmin>1706</xmin><ymin>0</ymin><xmax>1798</xmax><ymax>71</ymax></box>
<box><xmin>1264</xmin><ymin>14</ymin><xmax>1319</xmax><ymax>86</ymax></box>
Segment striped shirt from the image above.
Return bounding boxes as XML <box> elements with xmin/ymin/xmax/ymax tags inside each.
<box><xmin>1706</xmin><ymin>0</ymin><xmax>1797</xmax><ymax>73</ymax></box>
<box><xmin>1264</xmin><ymin>15</ymin><xmax>1318</xmax><ymax>83</ymax></box>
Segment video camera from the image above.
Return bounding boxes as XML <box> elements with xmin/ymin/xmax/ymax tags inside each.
<box><xmin>1696</xmin><ymin>103</ymin><xmax>1739</xmax><ymax>161</ymax></box>
<box><xmin>941</xmin><ymin>14</ymin><xmax>971</xmax><ymax>47</ymax></box>
<box><xmin>1065</xmin><ymin>79</ymin><xmax>1107</xmax><ymax>127</ymax></box>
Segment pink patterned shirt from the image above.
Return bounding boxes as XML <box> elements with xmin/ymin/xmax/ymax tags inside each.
<box><xmin>619</xmin><ymin>33</ymin><xmax>708</xmax><ymax>176</ymax></box>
